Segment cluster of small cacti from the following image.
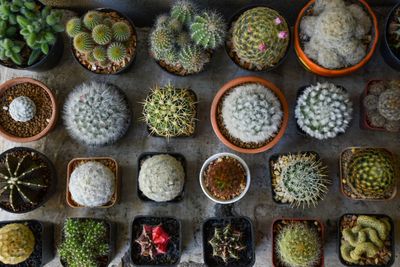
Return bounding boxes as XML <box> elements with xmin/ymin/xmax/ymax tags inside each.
<box><xmin>272</xmin><ymin>152</ymin><xmax>329</xmax><ymax>208</ymax></box>
<box><xmin>63</xmin><ymin>81</ymin><xmax>131</xmax><ymax>146</ymax></box>
<box><xmin>363</xmin><ymin>80</ymin><xmax>400</xmax><ymax>132</ymax></box>
<box><xmin>68</xmin><ymin>161</ymin><xmax>115</xmax><ymax>207</ymax></box>
<box><xmin>59</xmin><ymin>218</ymin><xmax>109</xmax><ymax>267</ymax></box>
<box><xmin>0</xmin><ymin>0</ymin><xmax>63</xmax><ymax>66</ymax></box>
<box><xmin>295</xmin><ymin>82</ymin><xmax>353</xmax><ymax>140</ymax></box>
<box><xmin>66</xmin><ymin>10</ymin><xmax>133</xmax><ymax>67</ymax></box>
<box><xmin>142</xmin><ymin>83</ymin><xmax>197</xmax><ymax>138</ymax></box>
<box><xmin>300</xmin><ymin>0</ymin><xmax>372</xmax><ymax>69</ymax></box>
<box><xmin>276</xmin><ymin>222</ymin><xmax>321</xmax><ymax>267</ymax></box>
<box><xmin>208</xmin><ymin>224</ymin><xmax>246</xmax><ymax>263</ymax></box>
<box><xmin>341</xmin><ymin>215</ymin><xmax>391</xmax><ymax>264</ymax></box>
<box><xmin>149</xmin><ymin>0</ymin><xmax>226</xmax><ymax>74</ymax></box>
<box><xmin>231</xmin><ymin>7</ymin><xmax>290</xmax><ymax>70</ymax></box>
<box><xmin>0</xmin><ymin>223</ymin><xmax>35</xmax><ymax>265</ymax></box>
<box><xmin>221</xmin><ymin>83</ymin><xmax>283</xmax><ymax>144</ymax></box>
<box><xmin>388</xmin><ymin>7</ymin><xmax>400</xmax><ymax>52</ymax></box>
<box><xmin>8</xmin><ymin>96</ymin><xmax>36</xmax><ymax>122</ymax></box>
<box><xmin>135</xmin><ymin>224</ymin><xmax>171</xmax><ymax>259</ymax></box>
<box><xmin>138</xmin><ymin>154</ymin><xmax>185</xmax><ymax>202</ymax></box>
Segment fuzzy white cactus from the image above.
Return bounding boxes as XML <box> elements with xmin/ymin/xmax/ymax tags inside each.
<box><xmin>8</xmin><ymin>96</ymin><xmax>36</xmax><ymax>122</ymax></box>
<box><xmin>138</xmin><ymin>154</ymin><xmax>185</xmax><ymax>202</ymax></box>
<box><xmin>69</xmin><ymin>161</ymin><xmax>115</xmax><ymax>207</ymax></box>
<box><xmin>221</xmin><ymin>83</ymin><xmax>283</xmax><ymax>143</ymax></box>
<box><xmin>295</xmin><ymin>82</ymin><xmax>353</xmax><ymax>140</ymax></box>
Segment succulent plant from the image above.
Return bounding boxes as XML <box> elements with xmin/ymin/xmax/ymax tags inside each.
<box><xmin>276</xmin><ymin>222</ymin><xmax>321</xmax><ymax>267</ymax></box>
<box><xmin>73</xmin><ymin>32</ymin><xmax>94</xmax><ymax>53</ymax></box>
<box><xmin>221</xmin><ymin>83</ymin><xmax>283</xmax><ymax>143</ymax></box>
<box><xmin>92</xmin><ymin>24</ymin><xmax>112</xmax><ymax>45</ymax></box>
<box><xmin>190</xmin><ymin>11</ymin><xmax>226</xmax><ymax>49</ymax></box>
<box><xmin>178</xmin><ymin>44</ymin><xmax>209</xmax><ymax>73</ymax></box>
<box><xmin>59</xmin><ymin>218</ymin><xmax>109</xmax><ymax>267</ymax></box>
<box><xmin>388</xmin><ymin>8</ymin><xmax>400</xmax><ymax>51</ymax></box>
<box><xmin>8</xmin><ymin>96</ymin><xmax>36</xmax><ymax>122</ymax></box>
<box><xmin>208</xmin><ymin>224</ymin><xmax>246</xmax><ymax>263</ymax></box>
<box><xmin>66</xmin><ymin>17</ymin><xmax>82</xmax><ymax>38</ymax></box>
<box><xmin>139</xmin><ymin>154</ymin><xmax>185</xmax><ymax>202</ymax></box>
<box><xmin>83</xmin><ymin>11</ymin><xmax>103</xmax><ymax>30</ymax></box>
<box><xmin>0</xmin><ymin>223</ymin><xmax>35</xmax><ymax>265</ymax></box>
<box><xmin>69</xmin><ymin>161</ymin><xmax>115</xmax><ymax>207</ymax></box>
<box><xmin>272</xmin><ymin>152</ymin><xmax>329</xmax><ymax>208</ymax></box>
<box><xmin>142</xmin><ymin>83</ymin><xmax>197</xmax><ymax>138</ymax></box>
<box><xmin>112</xmin><ymin>21</ymin><xmax>132</xmax><ymax>42</ymax></box>
<box><xmin>63</xmin><ymin>81</ymin><xmax>131</xmax><ymax>146</ymax></box>
<box><xmin>135</xmin><ymin>224</ymin><xmax>171</xmax><ymax>259</ymax></box>
<box><xmin>170</xmin><ymin>0</ymin><xmax>196</xmax><ymax>25</ymax></box>
<box><xmin>231</xmin><ymin>7</ymin><xmax>289</xmax><ymax>70</ymax></box>
<box><xmin>149</xmin><ymin>27</ymin><xmax>175</xmax><ymax>59</ymax></box>
<box><xmin>107</xmin><ymin>42</ymin><xmax>127</xmax><ymax>63</ymax></box>
<box><xmin>295</xmin><ymin>82</ymin><xmax>353</xmax><ymax>140</ymax></box>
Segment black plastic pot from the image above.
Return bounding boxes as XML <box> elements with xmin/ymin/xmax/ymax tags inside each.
<box><xmin>0</xmin><ymin>220</ymin><xmax>54</xmax><ymax>266</ymax></box>
<box><xmin>131</xmin><ymin>216</ymin><xmax>181</xmax><ymax>266</ymax></box>
<box><xmin>381</xmin><ymin>2</ymin><xmax>400</xmax><ymax>71</ymax></box>
<box><xmin>338</xmin><ymin>214</ymin><xmax>395</xmax><ymax>267</ymax></box>
<box><xmin>202</xmin><ymin>216</ymin><xmax>255</xmax><ymax>267</ymax></box>
<box><xmin>0</xmin><ymin>147</ymin><xmax>57</xmax><ymax>214</ymax></box>
<box><xmin>137</xmin><ymin>152</ymin><xmax>186</xmax><ymax>203</ymax></box>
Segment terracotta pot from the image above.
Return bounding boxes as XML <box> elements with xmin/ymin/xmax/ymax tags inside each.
<box><xmin>210</xmin><ymin>76</ymin><xmax>289</xmax><ymax>154</ymax></box>
<box><xmin>0</xmin><ymin>77</ymin><xmax>58</xmax><ymax>143</ymax></box>
<box><xmin>66</xmin><ymin>157</ymin><xmax>120</xmax><ymax>208</ymax></box>
<box><xmin>294</xmin><ymin>0</ymin><xmax>379</xmax><ymax>77</ymax></box>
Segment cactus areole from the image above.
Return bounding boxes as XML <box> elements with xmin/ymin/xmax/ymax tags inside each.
<box><xmin>135</xmin><ymin>224</ymin><xmax>171</xmax><ymax>260</ymax></box>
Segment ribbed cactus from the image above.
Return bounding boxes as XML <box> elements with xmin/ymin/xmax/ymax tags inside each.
<box><xmin>8</xmin><ymin>96</ymin><xmax>36</xmax><ymax>122</ymax></box>
<box><xmin>107</xmin><ymin>42</ymin><xmax>127</xmax><ymax>63</ymax></box>
<box><xmin>112</xmin><ymin>21</ymin><xmax>132</xmax><ymax>41</ymax></box>
<box><xmin>83</xmin><ymin>11</ymin><xmax>103</xmax><ymax>30</ymax></box>
<box><xmin>135</xmin><ymin>224</ymin><xmax>171</xmax><ymax>259</ymax></box>
<box><xmin>190</xmin><ymin>11</ymin><xmax>226</xmax><ymax>49</ymax></box>
<box><xmin>378</xmin><ymin>89</ymin><xmax>400</xmax><ymax>121</ymax></box>
<box><xmin>388</xmin><ymin>9</ymin><xmax>400</xmax><ymax>51</ymax></box>
<box><xmin>66</xmin><ymin>17</ymin><xmax>82</xmax><ymax>38</ymax></box>
<box><xmin>178</xmin><ymin>45</ymin><xmax>209</xmax><ymax>73</ymax></box>
<box><xmin>92</xmin><ymin>24</ymin><xmax>112</xmax><ymax>45</ymax></box>
<box><xmin>0</xmin><ymin>223</ymin><xmax>35</xmax><ymax>265</ymax></box>
<box><xmin>142</xmin><ymin>83</ymin><xmax>197</xmax><ymax>138</ymax></box>
<box><xmin>149</xmin><ymin>27</ymin><xmax>175</xmax><ymax>58</ymax></box>
<box><xmin>73</xmin><ymin>32</ymin><xmax>94</xmax><ymax>53</ymax></box>
<box><xmin>232</xmin><ymin>7</ymin><xmax>289</xmax><ymax>69</ymax></box>
<box><xmin>170</xmin><ymin>0</ymin><xmax>196</xmax><ymax>25</ymax></box>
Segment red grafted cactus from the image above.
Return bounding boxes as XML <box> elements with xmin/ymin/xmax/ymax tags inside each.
<box><xmin>135</xmin><ymin>224</ymin><xmax>171</xmax><ymax>259</ymax></box>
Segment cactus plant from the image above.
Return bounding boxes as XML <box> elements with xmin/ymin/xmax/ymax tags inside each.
<box><xmin>0</xmin><ymin>223</ymin><xmax>35</xmax><ymax>265</ymax></box>
<box><xmin>135</xmin><ymin>224</ymin><xmax>171</xmax><ymax>259</ymax></box>
<box><xmin>66</xmin><ymin>17</ymin><xmax>82</xmax><ymax>38</ymax></box>
<box><xmin>170</xmin><ymin>0</ymin><xmax>196</xmax><ymax>25</ymax></box>
<box><xmin>73</xmin><ymin>32</ymin><xmax>94</xmax><ymax>53</ymax></box>
<box><xmin>388</xmin><ymin>8</ymin><xmax>400</xmax><ymax>52</ymax></box>
<box><xmin>92</xmin><ymin>24</ymin><xmax>112</xmax><ymax>45</ymax></box>
<box><xmin>295</xmin><ymin>82</ymin><xmax>353</xmax><ymax>140</ymax></box>
<box><xmin>107</xmin><ymin>42</ymin><xmax>127</xmax><ymax>63</ymax></box>
<box><xmin>8</xmin><ymin>96</ymin><xmax>36</xmax><ymax>122</ymax></box>
<box><xmin>190</xmin><ymin>11</ymin><xmax>226</xmax><ymax>49</ymax></box>
<box><xmin>112</xmin><ymin>21</ymin><xmax>131</xmax><ymax>42</ymax></box>
<box><xmin>142</xmin><ymin>83</ymin><xmax>197</xmax><ymax>138</ymax></box>
<box><xmin>83</xmin><ymin>11</ymin><xmax>103</xmax><ymax>30</ymax></box>
<box><xmin>63</xmin><ymin>82</ymin><xmax>131</xmax><ymax>146</ymax></box>
<box><xmin>178</xmin><ymin>44</ymin><xmax>209</xmax><ymax>73</ymax></box>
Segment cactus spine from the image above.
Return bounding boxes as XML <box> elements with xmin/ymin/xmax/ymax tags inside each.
<box><xmin>0</xmin><ymin>223</ymin><xmax>35</xmax><ymax>265</ymax></box>
<box><xmin>190</xmin><ymin>11</ymin><xmax>226</xmax><ymax>49</ymax></box>
<box><xmin>170</xmin><ymin>0</ymin><xmax>196</xmax><ymax>25</ymax></box>
<box><xmin>178</xmin><ymin>45</ymin><xmax>209</xmax><ymax>73</ymax></box>
<box><xmin>8</xmin><ymin>96</ymin><xmax>36</xmax><ymax>122</ymax></box>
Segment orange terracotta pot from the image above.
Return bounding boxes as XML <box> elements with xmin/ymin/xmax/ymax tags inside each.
<box><xmin>0</xmin><ymin>77</ymin><xmax>58</xmax><ymax>143</ymax></box>
<box><xmin>294</xmin><ymin>0</ymin><xmax>379</xmax><ymax>77</ymax></box>
<box><xmin>210</xmin><ymin>76</ymin><xmax>289</xmax><ymax>154</ymax></box>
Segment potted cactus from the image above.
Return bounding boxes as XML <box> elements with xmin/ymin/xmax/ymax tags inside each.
<box><xmin>295</xmin><ymin>0</ymin><xmax>378</xmax><ymax>76</ymax></box>
<box><xmin>131</xmin><ymin>216</ymin><xmax>181</xmax><ymax>266</ymax></box>
<box><xmin>141</xmin><ymin>83</ymin><xmax>197</xmax><ymax>138</ymax></box>
<box><xmin>340</xmin><ymin>147</ymin><xmax>397</xmax><ymax>201</ymax></box>
<box><xmin>361</xmin><ymin>80</ymin><xmax>400</xmax><ymax>132</ymax></box>
<box><xmin>272</xmin><ymin>218</ymin><xmax>324</xmax><ymax>267</ymax></box>
<box><xmin>137</xmin><ymin>153</ymin><xmax>185</xmax><ymax>202</ymax></box>
<box><xmin>66</xmin><ymin>157</ymin><xmax>119</xmax><ymax>208</ymax></box>
<box><xmin>295</xmin><ymin>82</ymin><xmax>353</xmax><ymax>139</ymax></box>
<box><xmin>226</xmin><ymin>6</ymin><xmax>290</xmax><ymax>71</ymax></box>
<box><xmin>66</xmin><ymin>8</ymin><xmax>137</xmax><ymax>74</ymax></box>
<box><xmin>63</xmin><ymin>81</ymin><xmax>131</xmax><ymax>146</ymax></box>
<box><xmin>269</xmin><ymin>151</ymin><xmax>330</xmax><ymax>208</ymax></box>
<box><xmin>211</xmin><ymin>76</ymin><xmax>289</xmax><ymax>154</ymax></box>
<box><xmin>381</xmin><ymin>2</ymin><xmax>400</xmax><ymax>70</ymax></box>
<box><xmin>59</xmin><ymin>218</ymin><xmax>114</xmax><ymax>267</ymax></box>
<box><xmin>202</xmin><ymin>217</ymin><xmax>255</xmax><ymax>267</ymax></box>
<box><xmin>0</xmin><ymin>77</ymin><xmax>58</xmax><ymax>143</ymax></box>
<box><xmin>0</xmin><ymin>0</ymin><xmax>64</xmax><ymax>71</ymax></box>
<box><xmin>149</xmin><ymin>0</ymin><xmax>226</xmax><ymax>76</ymax></box>
<box><xmin>339</xmin><ymin>214</ymin><xmax>395</xmax><ymax>266</ymax></box>
<box><xmin>0</xmin><ymin>147</ymin><xmax>56</xmax><ymax>213</ymax></box>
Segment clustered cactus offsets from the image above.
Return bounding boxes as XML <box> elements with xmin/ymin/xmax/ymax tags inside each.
<box><xmin>150</xmin><ymin>0</ymin><xmax>226</xmax><ymax>75</ymax></box>
<box><xmin>0</xmin><ymin>223</ymin><xmax>35</xmax><ymax>265</ymax></box>
<box><xmin>300</xmin><ymin>0</ymin><xmax>372</xmax><ymax>69</ymax></box>
<box><xmin>363</xmin><ymin>80</ymin><xmax>400</xmax><ymax>132</ymax></box>
<box><xmin>63</xmin><ymin>82</ymin><xmax>131</xmax><ymax>146</ymax></box>
<box><xmin>135</xmin><ymin>224</ymin><xmax>171</xmax><ymax>260</ymax></box>
<box><xmin>0</xmin><ymin>0</ymin><xmax>63</xmax><ymax>66</ymax></box>
<box><xmin>295</xmin><ymin>82</ymin><xmax>353</xmax><ymax>140</ymax></box>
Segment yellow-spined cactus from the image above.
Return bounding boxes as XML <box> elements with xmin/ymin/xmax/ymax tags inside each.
<box><xmin>0</xmin><ymin>223</ymin><xmax>35</xmax><ymax>264</ymax></box>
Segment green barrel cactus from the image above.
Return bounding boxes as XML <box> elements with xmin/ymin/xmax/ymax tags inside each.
<box><xmin>107</xmin><ymin>42</ymin><xmax>127</xmax><ymax>63</ymax></box>
<box><xmin>190</xmin><ymin>11</ymin><xmax>226</xmax><ymax>49</ymax></box>
<box><xmin>66</xmin><ymin>17</ymin><xmax>82</xmax><ymax>38</ymax></box>
<box><xmin>112</xmin><ymin>21</ymin><xmax>131</xmax><ymax>42</ymax></box>
<box><xmin>83</xmin><ymin>11</ymin><xmax>103</xmax><ymax>30</ymax></box>
<box><xmin>92</xmin><ymin>24</ymin><xmax>112</xmax><ymax>45</ymax></box>
<box><xmin>170</xmin><ymin>0</ymin><xmax>196</xmax><ymax>25</ymax></box>
<box><xmin>178</xmin><ymin>44</ymin><xmax>209</xmax><ymax>74</ymax></box>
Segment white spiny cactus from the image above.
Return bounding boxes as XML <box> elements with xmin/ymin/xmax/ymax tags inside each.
<box><xmin>8</xmin><ymin>96</ymin><xmax>36</xmax><ymax>122</ymax></box>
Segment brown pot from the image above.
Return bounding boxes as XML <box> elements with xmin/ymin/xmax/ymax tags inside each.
<box><xmin>66</xmin><ymin>157</ymin><xmax>120</xmax><ymax>208</ymax></box>
<box><xmin>210</xmin><ymin>76</ymin><xmax>289</xmax><ymax>154</ymax></box>
<box><xmin>0</xmin><ymin>77</ymin><xmax>58</xmax><ymax>143</ymax></box>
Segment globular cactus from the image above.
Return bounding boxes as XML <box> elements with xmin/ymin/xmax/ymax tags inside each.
<box><xmin>73</xmin><ymin>32</ymin><xmax>94</xmax><ymax>53</ymax></box>
<box><xmin>232</xmin><ymin>7</ymin><xmax>289</xmax><ymax>70</ymax></box>
<box><xmin>63</xmin><ymin>82</ymin><xmax>131</xmax><ymax>146</ymax></box>
<box><xmin>112</xmin><ymin>21</ymin><xmax>131</xmax><ymax>42</ymax></box>
<box><xmin>66</xmin><ymin>17</ymin><xmax>82</xmax><ymax>38</ymax></box>
<box><xmin>295</xmin><ymin>82</ymin><xmax>353</xmax><ymax>140</ymax></box>
<box><xmin>388</xmin><ymin>9</ymin><xmax>400</xmax><ymax>50</ymax></box>
<box><xmin>83</xmin><ymin>11</ymin><xmax>103</xmax><ymax>30</ymax></box>
<box><xmin>142</xmin><ymin>83</ymin><xmax>197</xmax><ymax>138</ymax></box>
<box><xmin>378</xmin><ymin>89</ymin><xmax>400</xmax><ymax>121</ymax></box>
<box><xmin>221</xmin><ymin>83</ymin><xmax>283</xmax><ymax>143</ymax></box>
<box><xmin>170</xmin><ymin>0</ymin><xmax>196</xmax><ymax>25</ymax></box>
<box><xmin>190</xmin><ymin>11</ymin><xmax>226</xmax><ymax>49</ymax></box>
<box><xmin>93</xmin><ymin>46</ymin><xmax>107</xmax><ymax>62</ymax></box>
<box><xmin>149</xmin><ymin>27</ymin><xmax>175</xmax><ymax>59</ymax></box>
<box><xmin>8</xmin><ymin>96</ymin><xmax>36</xmax><ymax>122</ymax></box>
<box><xmin>208</xmin><ymin>224</ymin><xmax>246</xmax><ymax>263</ymax></box>
<box><xmin>92</xmin><ymin>24</ymin><xmax>112</xmax><ymax>45</ymax></box>
<box><xmin>178</xmin><ymin>44</ymin><xmax>210</xmax><ymax>74</ymax></box>
<box><xmin>0</xmin><ymin>223</ymin><xmax>35</xmax><ymax>265</ymax></box>
<box><xmin>107</xmin><ymin>42</ymin><xmax>127</xmax><ymax>63</ymax></box>
<box><xmin>135</xmin><ymin>224</ymin><xmax>171</xmax><ymax>259</ymax></box>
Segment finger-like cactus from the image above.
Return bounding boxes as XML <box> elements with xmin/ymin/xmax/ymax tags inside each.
<box><xmin>92</xmin><ymin>24</ymin><xmax>112</xmax><ymax>45</ymax></box>
<box><xmin>190</xmin><ymin>11</ymin><xmax>226</xmax><ymax>49</ymax></box>
<box><xmin>8</xmin><ymin>96</ymin><xmax>36</xmax><ymax>122</ymax></box>
<box><xmin>0</xmin><ymin>223</ymin><xmax>35</xmax><ymax>265</ymax></box>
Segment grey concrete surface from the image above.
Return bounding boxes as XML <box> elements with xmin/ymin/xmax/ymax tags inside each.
<box><xmin>0</xmin><ymin>6</ymin><xmax>400</xmax><ymax>267</ymax></box>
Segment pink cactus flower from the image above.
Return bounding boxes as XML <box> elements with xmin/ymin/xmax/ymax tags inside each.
<box><xmin>258</xmin><ymin>43</ymin><xmax>267</xmax><ymax>52</ymax></box>
<box><xmin>278</xmin><ymin>31</ymin><xmax>288</xmax><ymax>39</ymax></box>
<box><xmin>274</xmin><ymin>17</ymin><xmax>282</xmax><ymax>25</ymax></box>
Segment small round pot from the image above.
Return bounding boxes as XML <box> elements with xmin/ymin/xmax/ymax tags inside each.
<box><xmin>210</xmin><ymin>76</ymin><xmax>289</xmax><ymax>154</ymax></box>
<box><xmin>0</xmin><ymin>77</ymin><xmax>58</xmax><ymax>143</ymax></box>
<box><xmin>381</xmin><ymin>2</ymin><xmax>400</xmax><ymax>70</ymax></box>
<box><xmin>199</xmin><ymin>152</ymin><xmax>251</xmax><ymax>205</ymax></box>
<box><xmin>294</xmin><ymin>0</ymin><xmax>379</xmax><ymax>77</ymax></box>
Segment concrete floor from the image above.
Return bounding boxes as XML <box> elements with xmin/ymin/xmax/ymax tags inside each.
<box><xmin>0</xmin><ymin>8</ymin><xmax>399</xmax><ymax>267</ymax></box>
